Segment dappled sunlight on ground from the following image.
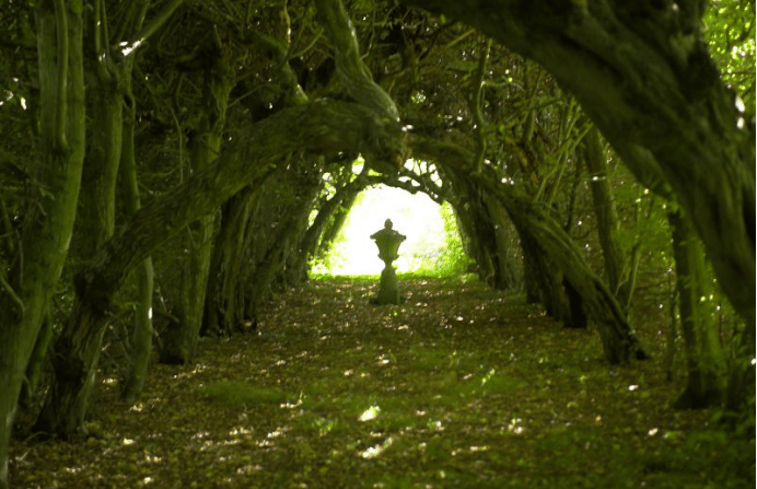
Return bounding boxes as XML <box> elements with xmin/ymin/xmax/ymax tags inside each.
<box><xmin>9</xmin><ymin>277</ymin><xmax>754</xmax><ymax>488</ymax></box>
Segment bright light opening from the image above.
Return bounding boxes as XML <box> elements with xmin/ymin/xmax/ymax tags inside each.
<box><xmin>313</xmin><ymin>184</ymin><xmax>468</xmax><ymax>276</ymax></box>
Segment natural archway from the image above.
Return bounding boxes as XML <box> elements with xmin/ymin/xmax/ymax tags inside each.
<box><xmin>313</xmin><ymin>185</ymin><xmax>468</xmax><ymax>276</ymax></box>
<box><xmin>0</xmin><ymin>0</ymin><xmax>752</xmax><ymax>485</ymax></box>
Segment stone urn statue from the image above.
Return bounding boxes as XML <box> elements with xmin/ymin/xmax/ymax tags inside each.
<box><xmin>370</xmin><ymin>219</ymin><xmax>406</xmax><ymax>305</ymax></box>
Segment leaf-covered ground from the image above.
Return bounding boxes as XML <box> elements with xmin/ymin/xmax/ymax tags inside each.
<box><xmin>10</xmin><ymin>276</ymin><xmax>755</xmax><ymax>488</ymax></box>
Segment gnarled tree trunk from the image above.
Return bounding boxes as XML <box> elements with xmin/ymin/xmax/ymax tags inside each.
<box><xmin>0</xmin><ymin>3</ymin><xmax>85</xmax><ymax>483</ymax></box>
<box><xmin>159</xmin><ymin>50</ymin><xmax>235</xmax><ymax>363</ymax></box>
<box><xmin>204</xmin><ymin>187</ymin><xmax>259</xmax><ymax>337</ymax></box>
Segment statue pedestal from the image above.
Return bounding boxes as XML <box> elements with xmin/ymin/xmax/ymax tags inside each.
<box><xmin>370</xmin><ymin>220</ymin><xmax>406</xmax><ymax>306</ymax></box>
<box><xmin>376</xmin><ymin>265</ymin><xmax>400</xmax><ymax>305</ymax></box>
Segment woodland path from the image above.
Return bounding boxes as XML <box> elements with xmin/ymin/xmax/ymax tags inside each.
<box><xmin>10</xmin><ymin>276</ymin><xmax>752</xmax><ymax>488</ymax></box>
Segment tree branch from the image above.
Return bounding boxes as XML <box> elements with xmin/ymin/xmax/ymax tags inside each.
<box><xmin>315</xmin><ymin>0</ymin><xmax>399</xmax><ymax>122</ymax></box>
<box><xmin>118</xmin><ymin>0</ymin><xmax>186</xmax><ymax>59</ymax></box>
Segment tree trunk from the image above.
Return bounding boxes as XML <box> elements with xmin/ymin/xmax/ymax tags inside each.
<box><xmin>317</xmin><ymin>190</ymin><xmax>360</xmax><ymax>258</ymax></box>
<box><xmin>445</xmin><ymin>178</ymin><xmax>499</xmax><ymax>287</ymax></box>
<box><xmin>582</xmin><ymin>126</ymin><xmax>632</xmax><ymax>308</ymax></box>
<box><xmin>160</xmin><ymin>54</ymin><xmax>235</xmax><ymax>361</ymax></box>
<box><xmin>483</xmin><ymin>193</ymin><xmax>522</xmax><ymax>290</ymax></box>
<box><xmin>0</xmin><ymin>2</ymin><xmax>85</xmax><ymax>486</ymax></box>
<box><xmin>247</xmin><ymin>164</ymin><xmax>322</xmax><ymax>307</ymax></box>
<box><xmin>305</xmin><ymin>175</ymin><xmax>366</xmax><ymax>274</ymax></box>
<box><xmin>161</xmin><ymin>214</ymin><xmax>214</xmax><ymax>363</ymax></box>
<box><xmin>120</xmin><ymin>81</ymin><xmax>155</xmax><ymax>403</ymax></box>
<box><xmin>504</xmin><ymin>194</ymin><xmax>645</xmax><ymax>363</ymax></box>
<box><xmin>403</xmin><ymin>0</ymin><xmax>755</xmax><ymax>328</ymax></box>
<box><xmin>518</xmin><ymin>226</ymin><xmax>575</xmax><ymax>326</ymax></box>
<box><xmin>204</xmin><ymin>187</ymin><xmax>258</xmax><ymax>337</ymax></box>
<box><xmin>19</xmin><ymin>311</ymin><xmax>53</xmax><ymax>408</ymax></box>
<box><xmin>35</xmin><ymin>4</ymin><xmax>126</xmax><ymax>436</ymax></box>
<box><xmin>669</xmin><ymin>209</ymin><xmax>727</xmax><ymax>409</ymax></box>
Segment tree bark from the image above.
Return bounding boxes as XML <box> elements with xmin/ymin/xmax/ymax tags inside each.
<box><xmin>0</xmin><ymin>1</ymin><xmax>85</xmax><ymax>485</ymax></box>
<box><xmin>669</xmin><ymin>209</ymin><xmax>727</xmax><ymax>408</ymax></box>
<box><xmin>582</xmin><ymin>126</ymin><xmax>631</xmax><ymax>308</ymax></box>
<box><xmin>204</xmin><ymin>187</ymin><xmax>259</xmax><ymax>337</ymax></box>
<box><xmin>19</xmin><ymin>312</ymin><xmax>53</xmax><ymax>407</ymax></box>
<box><xmin>403</xmin><ymin>0</ymin><xmax>755</xmax><ymax>327</ymax></box>
<box><xmin>304</xmin><ymin>173</ymin><xmax>367</xmax><ymax>273</ymax></box>
<box><xmin>247</xmin><ymin>163</ymin><xmax>322</xmax><ymax>307</ymax></box>
<box><xmin>502</xmin><ymin>192</ymin><xmax>645</xmax><ymax>362</ymax></box>
<box><xmin>120</xmin><ymin>74</ymin><xmax>155</xmax><ymax>403</ymax></box>
<box><xmin>159</xmin><ymin>47</ymin><xmax>235</xmax><ymax>361</ymax></box>
<box><xmin>317</xmin><ymin>189</ymin><xmax>361</xmax><ymax>259</ymax></box>
<box><xmin>35</xmin><ymin>3</ymin><xmax>126</xmax><ymax>435</ymax></box>
<box><xmin>315</xmin><ymin>0</ymin><xmax>399</xmax><ymax>122</ymax></box>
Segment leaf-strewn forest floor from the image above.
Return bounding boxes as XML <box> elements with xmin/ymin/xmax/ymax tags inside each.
<box><xmin>10</xmin><ymin>276</ymin><xmax>755</xmax><ymax>488</ymax></box>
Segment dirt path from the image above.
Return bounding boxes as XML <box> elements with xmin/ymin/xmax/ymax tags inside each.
<box><xmin>9</xmin><ymin>276</ymin><xmax>753</xmax><ymax>488</ymax></box>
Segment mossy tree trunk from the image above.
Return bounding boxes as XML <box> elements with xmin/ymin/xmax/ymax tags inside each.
<box><xmin>668</xmin><ymin>209</ymin><xmax>727</xmax><ymax>409</ymax></box>
<box><xmin>444</xmin><ymin>174</ymin><xmax>513</xmax><ymax>289</ymax></box>
<box><xmin>159</xmin><ymin>50</ymin><xmax>235</xmax><ymax>363</ymax></box>
<box><xmin>316</xmin><ymin>189</ymin><xmax>361</xmax><ymax>259</ymax></box>
<box><xmin>35</xmin><ymin>0</ymin><xmax>181</xmax><ymax>434</ymax></box>
<box><xmin>0</xmin><ymin>1</ymin><xmax>85</xmax><ymax>485</ymax></box>
<box><xmin>204</xmin><ymin>187</ymin><xmax>259</xmax><ymax>337</ymax></box>
<box><xmin>246</xmin><ymin>159</ymin><xmax>323</xmax><ymax>310</ymax></box>
<box><xmin>120</xmin><ymin>56</ymin><xmax>155</xmax><ymax>403</ymax></box>
<box><xmin>581</xmin><ymin>126</ymin><xmax>634</xmax><ymax>313</ymax></box>
<box><xmin>304</xmin><ymin>170</ymin><xmax>367</xmax><ymax>275</ymax></box>
<box><xmin>33</xmin><ymin>0</ymin><xmax>406</xmax><ymax>435</ymax></box>
<box><xmin>35</xmin><ymin>2</ymin><xmax>126</xmax><ymax>437</ymax></box>
<box><xmin>19</xmin><ymin>311</ymin><xmax>53</xmax><ymax>408</ymax></box>
<box><xmin>520</xmin><ymin>229</ymin><xmax>574</xmax><ymax>324</ymax></box>
<box><xmin>482</xmin><ymin>193</ymin><xmax>522</xmax><ymax>290</ymax></box>
<box><xmin>502</xmin><ymin>192</ymin><xmax>645</xmax><ymax>362</ymax></box>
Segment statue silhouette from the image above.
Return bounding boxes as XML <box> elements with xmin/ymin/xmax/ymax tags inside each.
<box><xmin>370</xmin><ymin>219</ymin><xmax>406</xmax><ymax>305</ymax></box>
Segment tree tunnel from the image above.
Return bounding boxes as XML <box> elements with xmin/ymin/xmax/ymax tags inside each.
<box><xmin>0</xmin><ymin>0</ymin><xmax>753</xmax><ymax>485</ymax></box>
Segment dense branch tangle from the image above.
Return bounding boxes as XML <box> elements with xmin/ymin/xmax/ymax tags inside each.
<box><xmin>315</xmin><ymin>0</ymin><xmax>400</xmax><ymax>122</ymax></box>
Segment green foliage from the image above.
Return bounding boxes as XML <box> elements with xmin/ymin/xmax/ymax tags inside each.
<box><xmin>411</xmin><ymin>202</ymin><xmax>473</xmax><ymax>276</ymax></box>
<box><xmin>703</xmin><ymin>0</ymin><xmax>756</xmax><ymax>113</ymax></box>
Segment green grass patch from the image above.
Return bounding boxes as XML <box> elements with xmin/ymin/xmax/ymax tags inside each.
<box><xmin>308</xmin><ymin>273</ymin><xmax>379</xmax><ymax>282</ymax></box>
<box><xmin>196</xmin><ymin>381</ymin><xmax>291</xmax><ymax>406</ymax></box>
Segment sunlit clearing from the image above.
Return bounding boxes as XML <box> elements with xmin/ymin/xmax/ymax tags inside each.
<box><xmin>314</xmin><ymin>184</ymin><xmax>462</xmax><ymax>275</ymax></box>
<box><xmin>359</xmin><ymin>405</ymin><xmax>381</xmax><ymax>422</ymax></box>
